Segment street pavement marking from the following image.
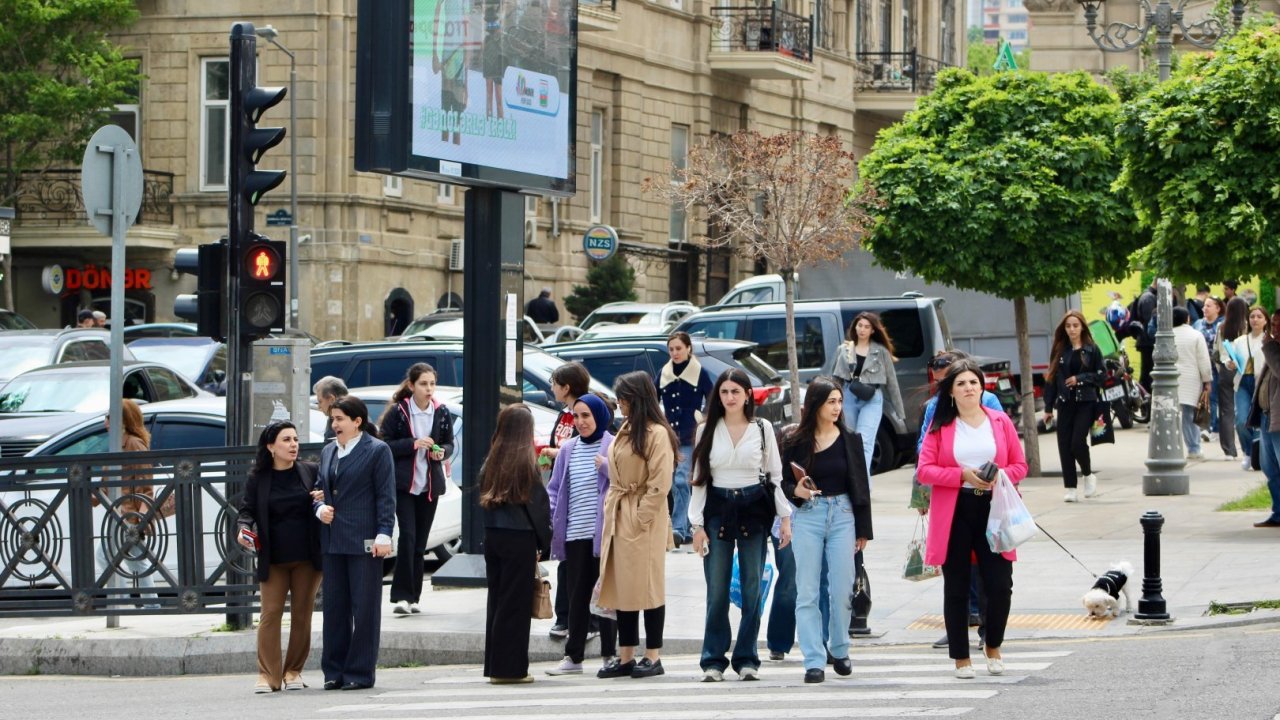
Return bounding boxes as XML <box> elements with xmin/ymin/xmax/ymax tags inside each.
<box><xmin>909</xmin><ymin>613</ymin><xmax>1108</xmax><ymax>631</ymax></box>
<box><xmin>344</xmin><ymin>689</ymin><xmax>998</xmax><ymax>709</ymax></box>
<box><xmin>307</xmin><ymin>710</ymin><xmax>974</xmax><ymax>719</ymax></box>
<box><xmin>852</xmin><ymin>650</ymin><xmax>1072</xmax><ymax>661</ymax></box>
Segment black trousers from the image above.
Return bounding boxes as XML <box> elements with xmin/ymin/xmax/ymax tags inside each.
<box><xmin>1055</xmin><ymin>400</ymin><xmax>1095</xmax><ymax>488</ymax></box>
<box><xmin>320</xmin><ymin>552</ymin><xmax>384</xmax><ymax>687</ymax></box>
<box><xmin>941</xmin><ymin>492</ymin><xmax>1013</xmax><ymax>661</ymax></box>
<box><xmin>391</xmin><ymin>490</ymin><xmax>438</xmax><ymax>604</ymax></box>
<box><xmin>617</xmin><ymin>605</ymin><xmax>665</xmax><ymax>649</ymax></box>
<box><xmin>484</xmin><ymin>528</ymin><xmax>535</xmax><ymax>680</ymax></box>
<box><xmin>563</xmin><ymin>539</ymin><xmax>616</xmax><ymax>662</ymax></box>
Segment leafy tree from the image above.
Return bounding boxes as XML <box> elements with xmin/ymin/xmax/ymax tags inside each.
<box><xmin>1114</xmin><ymin>22</ymin><xmax>1280</xmax><ymax>281</ymax></box>
<box><xmin>644</xmin><ymin>131</ymin><xmax>874</xmax><ymax>420</ymax></box>
<box><xmin>966</xmin><ymin>41</ymin><xmax>1030</xmax><ymax>76</ymax></box>
<box><xmin>564</xmin><ymin>254</ymin><xmax>637</xmax><ymax>322</ymax></box>
<box><xmin>857</xmin><ymin>68</ymin><xmax>1144</xmax><ymax>474</ymax></box>
<box><xmin>0</xmin><ymin>0</ymin><xmax>142</xmax><ymax>308</ymax></box>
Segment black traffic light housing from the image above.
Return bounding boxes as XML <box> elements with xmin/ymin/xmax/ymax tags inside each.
<box><xmin>238</xmin><ymin>234</ymin><xmax>287</xmax><ymax>333</ymax></box>
<box><xmin>173</xmin><ymin>240</ymin><xmax>227</xmax><ymax>341</ymax></box>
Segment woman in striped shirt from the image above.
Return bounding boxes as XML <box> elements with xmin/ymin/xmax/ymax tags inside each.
<box><xmin>545</xmin><ymin>394</ymin><xmax>617</xmax><ymax>676</ymax></box>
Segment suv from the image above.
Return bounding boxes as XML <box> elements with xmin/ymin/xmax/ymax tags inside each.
<box><xmin>543</xmin><ymin>336</ymin><xmax>794</xmax><ymax>426</ymax></box>
<box><xmin>674</xmin><ymin>295</ymin><xmax>1017</xmax><ymax>473</ymax></box>
<box><xmin>0</xmin><ymin>329</ymin><xmax>133</xmax><ymax>385</ymax></box>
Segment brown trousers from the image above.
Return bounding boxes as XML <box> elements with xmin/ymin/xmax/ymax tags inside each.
<box><xmin>257</xmin><ymin>561</ymin><xmax>323</xmax><ymax>688</ymax></box>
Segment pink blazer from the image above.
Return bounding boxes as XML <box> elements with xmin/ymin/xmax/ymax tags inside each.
<box><xmin>917</xmin><ymin>407</ymin><xmax>1028</xmax><ymax>566</ymax></box>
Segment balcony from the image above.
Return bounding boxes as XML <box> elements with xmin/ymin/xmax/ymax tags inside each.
<box><xmin>13</xmin><ymin>168</ymin><xmax>175</xmax><ymax>227</ymax></box>
<box><xmin>854</xmin><ymin>50</ymin><xmax>955</xmax><ymax>119</ymax></box>
<box><xmin>709</xmin><ymin>4</ymin><xmax>816</xmax><ymax>81</ymax></box>
<box><xmin>579</xmin><ymin>0</ymin><xmax>621</xmax><ymax>32</ymax></box>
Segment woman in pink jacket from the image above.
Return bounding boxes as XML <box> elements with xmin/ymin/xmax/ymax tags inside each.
<box><xmin>918</xmin><ymin>359</ymin><xmax>1027</xmax><ymax>680</ymax></box>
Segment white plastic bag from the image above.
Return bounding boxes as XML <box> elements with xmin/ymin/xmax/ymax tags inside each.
<box><xmin>589</xmin><ymin>577</ymin><xmax>616</xmax><ymax>620</ymax></box>
<box><xmin>986</xmin><ymin>469</ymin><xmax>1037</xmax><ymax>553</ymax></box>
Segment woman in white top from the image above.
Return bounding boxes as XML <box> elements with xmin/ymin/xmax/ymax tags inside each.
<box><xmin>1224</xmin><ymin>302</ymin><xmax>1269</xmax><ymax>469</ymax></box>
<box><xmin>689</xmin><ymin>369</ymin><xmax>792</xmax><ymax>682</ymax></box>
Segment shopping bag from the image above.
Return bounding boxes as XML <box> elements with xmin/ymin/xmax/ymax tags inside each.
<box><xmin>901</xmin><ymin>517</ymin><xmax>941</xmax><ymax>582</ymax></box>
<box><xmin>729</xmin><ymin>550</ymin><xmax>775</xmax><ymax>619</ymax></box>
<box><xmin>986</xmin><ymin>470</ymin><xmax>1037</xmax><ymax>553</ymax></box>
<box><xmin>589</xmin><ymin>577</ymin><xmax>616</xmax><ymax>620</ymax></box>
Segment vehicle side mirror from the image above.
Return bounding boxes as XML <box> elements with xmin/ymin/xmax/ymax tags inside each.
<box><xmin>523</xmin><ymin>390</ymin><xmax>551</xmax><ymax>408</ymax></box>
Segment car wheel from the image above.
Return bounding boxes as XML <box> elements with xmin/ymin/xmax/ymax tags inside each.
<box><xmin>432</xmin><ymin>537</ymin><xmax>463</xmax><ymax>563</ymax></box>
<box><xmin>870</xmin><ymin>424</ymin><xmax>897</xmax><ymax>476</ymax></box>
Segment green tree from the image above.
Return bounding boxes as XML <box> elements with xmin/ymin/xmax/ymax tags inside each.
<box><xmin>1114</xmin><ymin>22</ymin><xmax>1280</xmax><ymax>281</ymax></box>
<box><xmin>564</xmin><ymin>254</ymin><xmax>638</xmax><ymax>322</ymax></box>
<box><xmin>0</xmin><ymin>0</ymin><xmax>142</xmax><ymax>308</ymax></box>
<box><xmin>966</xmin><ymin>41</ymin><xmax>1030</xmax><ymax>76</ymax></box>
<box><xmin>857</xmin><ymin>68</ymin><xmax>1144</xmax><ymax>474</ymax></box>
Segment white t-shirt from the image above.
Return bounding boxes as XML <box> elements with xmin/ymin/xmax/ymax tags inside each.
<box><xmin>953</xmin><ymin>417</ymin><xmax>996</xmax><ymax>488</ymax></box>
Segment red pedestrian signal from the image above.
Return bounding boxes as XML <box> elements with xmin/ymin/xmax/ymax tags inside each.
<box><xmin>244</xmin><ymin>244</ymin><xmax>281</xmax><ymax>281</ymax></box>
<box><xmin>237</xmin><ymin>238</ymin><xmax>287</xmax><ymax>334</ymax></box>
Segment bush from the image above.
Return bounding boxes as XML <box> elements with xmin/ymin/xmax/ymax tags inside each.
<box><xmin>564</xmin><ymin>255</ymin><xmax>637</xmax><ymax>322</ymax></box>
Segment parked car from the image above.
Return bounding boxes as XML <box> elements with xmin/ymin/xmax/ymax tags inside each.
<box><xmin>0</xmin><ymin>329</ymin><xmax>132</xmax><ymax>385</ymax></box>
<box><xmin>543</xmin><ymin>336</ymin><xmax>793</xmax><ymax>427</ymax></box>
<box><xmin>127</xmin><ymin>338</ymin><xmax>228</xmax><ymax>395</ymax></box>
<box><xmin>0</xmin><ymin>309</ymin><xmax>38</xmax><ymax>331</ymax></box>
<box><xmin>397</xmin><ymin>314</ymin><xmax>546</xmax><ymax>345</ymax></box>
<box><xmin>550</xmin><ymin>301</ymin><xmax>699</xmax><ymax>343</ymax></box>
<box><xmin>0</xmin><ymin>361</ymin><xmax>209</xmax><ymax>457</ymax></box>
<box><xmin>121</xmin><ymin>322</ymin><xmax>320</xmax><ymax>346</ymax></box>
<box><xmin>674</xmin><ymin>294</ymin><xmax>1018</xmax><ymax>473</ymax></box>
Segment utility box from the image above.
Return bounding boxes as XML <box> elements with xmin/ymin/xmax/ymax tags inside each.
<box><xmin>250</xmin><ymin>338</ymin><xmax>311</xmax><ymax>440</ymax></box>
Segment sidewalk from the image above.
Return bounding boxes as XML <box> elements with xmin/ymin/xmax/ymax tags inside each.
<box><xmin>3</xmin><ymin>425</ymin><xmax>1278</xmax><ymax>676</ymax></box>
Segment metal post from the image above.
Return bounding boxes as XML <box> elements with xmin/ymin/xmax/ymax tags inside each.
<box><xmin>256</xmin><ymin>26</ymin><xmax>299</xmax><ymax>329</ymax></box>
<box><xmin>105</xmin><ymin>141</ymin><xmax>127</xmax><ymax>630</ymax></box>
<box><xmin>1133</xmin><ymin>511</ymin><xmax>1171</xmax><ymax>621</ymax></box>
<box><xmin>1143</xmin><ymin>280</ymin><xmax>1189</xmax><ymax>494</ymax></box>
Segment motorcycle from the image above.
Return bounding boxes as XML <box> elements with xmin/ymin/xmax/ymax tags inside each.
<box><xmin>1100</xmin><ymin>348</ymin><xmax>1149</xmax><ymax>428</ymax></box>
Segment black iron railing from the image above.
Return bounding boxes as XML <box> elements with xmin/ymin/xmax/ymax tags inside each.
<box><xmin>855</xmin><ymin>50</ymin><xmax>954</xmax><ymax>93</ymax></box>
<box><xmin>13</xmin><ymin>168</ymin><xmax>175</xmax><ymax>227</ymax></box>
<box><xmin>0</xmin><ymin>444</ymin><xmax>320</xmax><ymax>617</ymax></box>
<box><xmin>710</xmin><ymin>3</ymin><xmax>814</xmax><ymax>63</ymax></box>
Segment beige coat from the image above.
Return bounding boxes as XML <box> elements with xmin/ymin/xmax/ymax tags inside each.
<box><xmin>597</xmin><ymin>423</ymin><xmax>674</xmax><ymax>611</ymax></box>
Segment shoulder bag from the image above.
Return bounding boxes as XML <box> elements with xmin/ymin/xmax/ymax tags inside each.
<box><xmin>521</xmin><ymin>504</ymin><xmax>553</xmax><ymax>620</ymax></box>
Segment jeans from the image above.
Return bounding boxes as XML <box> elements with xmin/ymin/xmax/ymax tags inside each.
<box><xmin>1209</xmin><ymin>364</ymin><xmax>1220</xmax><ymax>434</ymax></box>
<box><xmin>1236</xmin><ymin>374</ymin><xmax>1258</xmax><ymax>454</ymax></box>
<box><xmin>842</xmin><ymin>387</ymin><xmax>883</xmax><ymax>477</ymax></box>
<box><xmin>700</xmin><ymin>523</ymin><xmax>767</xmax><ymax>672</ymax></box>
<box><xmin>766</xmin><ymin>533</ymin><xmax>796</xmax><ymax>655</ymax></box>
<box><xmin>1181</xmin><ymin>404</ymin><xmax>1202</xmax><ymax>455</ymax></box>
<box><xmin>792</xmin><ymin>494</ymin><xmax>855</xmax><ymax>670</ymax></box>
<box><xmin>671</xmin><ymin>444</ymin><xmax>693</xmax><ymax>540</ymax></box>
<box><xmin>1257</xmin><ymin>414</ymin><xmax>1280</xmax><ymax>522</ymax></box>
<box><xmin>1217</xmin><ymin>366</ymin><xmax>1239</xmax><ymax>457</ymax></box>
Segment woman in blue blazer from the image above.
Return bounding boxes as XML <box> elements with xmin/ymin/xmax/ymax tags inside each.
<box><xmin>314</xmin><ymin>396</ymin><xmax>397</xmax><ymax>691</ymax></box>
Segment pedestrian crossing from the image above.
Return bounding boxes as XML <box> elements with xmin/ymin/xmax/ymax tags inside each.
<box><xmin>305</xmin><ymin>649</ymin><xmax>1072</xmax><ymax>719</ymax></box>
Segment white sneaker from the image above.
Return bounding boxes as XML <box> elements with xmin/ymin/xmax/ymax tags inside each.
<box><xmin>1243</xmin><ymin>458</ymin><xmax>1253</xmax><ymax>471</ymax></box>
<box><xmin>739</xmin><ymin>666</ymin><xmax>759</xmax><ymax>681</ymax></box>
<box><xmin>409</xmin><ymin>603</ymin><xmax>422</xmax><ymax>614</ymax></box>
<box><xmin>701</xmin><ymin>668</ymin><xmax>724</xmax><ymax>682</ymax></box>
<box><xmin>1209</xmin><ymin>432</ymin><xmax>1220</xmax><ymax>442</ymax></box>
<box><xmin>546</xmin><ymin>656</ymin><xmax>583</xmax><ymax>676</ymax></box>
<box><xmin>1064</xmin><ymin>488</ymin><xmax>1078</xmax><ymax>503</ymax></box>
<box><xmin>393</xmin><ymin>600</ymin><xmax>411</xmax><ymax>614</ymax></box>
<box><xmin>1187</xmin><ymin>452</ymin><xmax>1204</xmax><ymax>460</ymax></box>
<box><xmin>1083</xmin><ymin>474</ymin><xmax>1098</xmax><ymax>498</ymax></box>
<box><xmin>1200</xmin><ymin>429</ymin><xmax>1211</xmax><ymax>441</ymax></box>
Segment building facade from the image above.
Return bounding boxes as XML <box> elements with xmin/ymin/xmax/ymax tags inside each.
<box><xmin>7</xmin><ymin>0</ymin><xmax>963</xmax><ymax>340</ymax></box>
<box><xmin>978</xmin><ymin>0</ymin><xmax>1031</xmax><ymax>51</ymax></box>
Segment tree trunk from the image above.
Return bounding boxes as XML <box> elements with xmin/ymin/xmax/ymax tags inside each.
<box><xmin>1014</xmin><ymin>297</ymin><xmax>1041</xmax><ymax>476</ymax></box>
<box><xmin>783</xmin><ymin>268</ymin><xmax>802</xmax><ymax>423</ymax></box>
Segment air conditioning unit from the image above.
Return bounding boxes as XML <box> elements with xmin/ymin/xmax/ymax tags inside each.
<box><xmin>524</xmin><ymin>218</ymin><xmax>539</xmax><ymax>247</ymax></box>
<box><xmin>448</xmin><ymin>238</ymin><xmax>464</xmax><ymax>271</ymax></box>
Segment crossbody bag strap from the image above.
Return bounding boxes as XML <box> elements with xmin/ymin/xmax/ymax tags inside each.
<box><xmin>756</xmin><ymin>419</ymin><xmax>771</xmax><ymax>488</ymax></box>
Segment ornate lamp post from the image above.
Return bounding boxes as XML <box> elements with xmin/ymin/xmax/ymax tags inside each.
<box><xmin>1075</xmin><ymin>0</ymin><xmax>1245</xmax><ymax>494</ymax></box>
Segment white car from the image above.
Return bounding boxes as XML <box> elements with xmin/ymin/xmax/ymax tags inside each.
<box><xmin>550</xmin><ymin>301</ymin><xmax>698</xmax><ymax>344</ymax></box>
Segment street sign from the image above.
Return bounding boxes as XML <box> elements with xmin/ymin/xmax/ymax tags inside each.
<box><xmin>266</xmin><ymin>208</ymin><xmax>293</xmax><ymax>226</ymax></box>
<box><xmin>582</xmin><ymin>224</ymin><xmax>618</xmax><ymax>262</ymax></box>
<box><xmin>81</xmin><ymin>126</ymin><xmax>142</xmax><ymax>238</ymax></box>
<box><xmin>994</xmin><ymin>39</ymin><xmax>1019</xmax><ymax>72</ymax></box>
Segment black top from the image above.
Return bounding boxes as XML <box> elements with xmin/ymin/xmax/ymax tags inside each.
<box><xmin>483</xmin><ymin>480</ymin><xmax>553</xmax><ymax>558</ymax></box>
<box><xmin>780</xmin><ymin>425</ymin><xmax>874</xmax><ymax>541</ymax></box>
<box><xmin>853</xmin><ymin>353</ymin><xmax>866</xmax><ymax>379</ymax></box>
<box><xmin>268</xmin><ymin>466</ymin><xmax>313</xmax><ymax>565</ymax></box>
<box><xmin>1043</xmin><ymin>343</ymin><xmax>1105</xmax><ymax>408</ymax></box>
<box><xmin>237</xmin><ymin>461</ymin><xmax>322</xmax><ymax>581</ymax></box>
<box><xmin>808</xmin><ymin>434</ymin><xmax>850</xmax><ymax>498</ymax></box>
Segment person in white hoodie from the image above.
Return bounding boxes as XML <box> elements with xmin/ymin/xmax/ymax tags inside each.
<box><xmin>1172</xmin><ymin>307</ymin><xmax>1213</xmax><ymax>459</ymax></box>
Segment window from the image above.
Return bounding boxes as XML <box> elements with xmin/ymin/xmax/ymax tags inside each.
<box><xmin>61</xmin><ymin>340</ymin><xmax>109</xmax><ymax>363</ymax></box>
<box><xmin>814</xmin><ymin>0</ymin><xmax>834</xmax><ymax>50</ymax></box>
<box><xmin>838</xmin><ymin>307</ymin><xmax>925</xmax><ymax>358</ymax></box>
<box><xmin>681</xmin><ymin>317</ymin><xmax>741</xmax><ymax>340</ymax></box>
<box><xmin>669</xmin><ymin>124</ymin><xmax>689</xmax><ymax>245</ymax></box>
<box><xmin>353</xmin><ymin>357</ymin><xmax>423</xmax><ymax>387</ymax></box>
<box><xmin>152</xmin><ymin>421</ymin><xmax>226</xmax><ymax>450</ymax></box>
<box><xmin>879</xmin><ymin>0</ymin><xmax>892</xmax><ymax>52</ymax></box>
<box><xmin>855</xmin><ymin>0</ymin><xmax>872</xmax><ymax>54</ymax></box>
<box><xmin>590</xmin><ymin>111</ymin><xmax>604</xmax><ymax>223</ymax></box>
<box><xmin>123</xmin><ymin>371</ymin><xmax>148</xmax><ymax>401</ymax></box>
<box><xmin>749</xmin><ymin>316</ymin><xmax>826</xmax><ymax>370</ymax></box>
<box><xmin>1006</xmin><ymin>29</ymin><xmax>1027</xmax><ymax>40</ymax></box>
<box><xmin>1007</xmin><ymin>13</ymin><xmax>1027</xmax><ymax>23</ymax></box>
<box><xmin>574</xmin><ymin>353</ymin><xmax>656</xmax><ymax>388</ymax></box>
<box><xmin>940</xmin><ymin>0</ymin><xmax>957</xmax><ymax>65</ymax></box>
<box><xmin>53</xmin><ymin>429</ymin><xmax>112</xmax><ymax>457</ymax></box>
<box><xmin>200</xmin><ymin>58</ymin><xmax>230</xmax><ymax>191</ymax></box>
<box><xmin>438</xmin><ymin>182</ymin><xmax>455</xmax><ymax>204</ymax></box>
<box><xmin>146</xmin><ymin>367</ymin><xmax>193</xmax><ymax>401</ymax></box>
<box><xmin>384</xmin><ymin>175</ymin><xmax>403</xmax><ymax>198</ymax></box>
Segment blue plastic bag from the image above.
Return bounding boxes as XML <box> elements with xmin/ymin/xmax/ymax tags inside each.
<box><xmin>729</xmin><ymin>550</ymin><xmax>775</xmax><ymax>618</ymax></box>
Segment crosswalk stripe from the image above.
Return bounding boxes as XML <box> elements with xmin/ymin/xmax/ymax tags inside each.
<box><xmin>374</xmin><ymin>686</ymin><xmax>999</xmax><ymax>701</ymax></box>
<box><xmin>851</xmin><ymin>651</ymin><xmax>1072</xmax><ymax>661</ymax></box>
<box><xmin>307</xmin><ymin>709</ymin><xmax>974</xmax><ymax>720</ymax></box>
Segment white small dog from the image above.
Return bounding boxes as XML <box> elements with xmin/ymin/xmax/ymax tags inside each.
<box><xmin>1082</xmin><ymin>561</ymin><xmax>1135</xmax><ymax>618</ymax></box>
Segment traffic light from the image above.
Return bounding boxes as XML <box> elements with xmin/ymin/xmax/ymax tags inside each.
<box><xmin>237</xmin><ymin>234</ymin><xmax>287</xmax><ymax>334</ymax></box>
<box><xmin>173</xmin><ymin>240</ymin><xmax>227</xmax><ymax>341</ymax></box>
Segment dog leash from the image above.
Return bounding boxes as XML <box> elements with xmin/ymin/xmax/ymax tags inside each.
<box><xmin>1034</xmin><ymin>521</ymin><xmax>1097</xmax><ymax>578</ymax></box>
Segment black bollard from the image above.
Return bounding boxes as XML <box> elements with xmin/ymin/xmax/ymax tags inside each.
<box><xmin>1134</xmin><ymin>510</ymin><xmax>1170</xmax><ymax>620</ymax></box>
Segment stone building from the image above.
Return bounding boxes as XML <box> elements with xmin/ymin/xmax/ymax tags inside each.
<box><xmin>7</xmin><ymin>0</ymin><xmax>965</xmax><ymax>340</ymax></box>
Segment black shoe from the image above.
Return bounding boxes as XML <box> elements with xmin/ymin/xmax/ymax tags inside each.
<box><xmin>323</xmin><ymin>680</ymin><xmax>342</xmax><ymax>691</ymax></box>
<box><xmin>597</xmin><ymin>659</ymin><xmax>635</xmax><ymax>679</ymax></box>
<box><xmin>768</xmin><ymin>651</ymin><xmax>785</xmax><ymax>661</ymax></box>
<box><xmin>826</xmin><ymin>651</ymin><xmax>836</xmax><ymax>666</ymax></box>
<box><xmin>340</xmin><ymin>682</ymin><xmax>371</xmax><ymax>691</ymax></box>
<box><xmin>1253</xmin><ymin>518</ymin><xmax>1280</xmax><ymax>528</ymax></box>
<box><xmin>631</xmin><ymin>658</ymin><xmax>664</xmax><ymax>678</ymax></box>
<box><xmin>932</xmin><ymin>635</ymin><xmax>949</xmax><ymax>649</ymax></box>
<box><xmin>804</xmin><ymin>668</ymin><xmax>825</xmax><ymax>684</ymax></box>
<box><xmin>549</xmin><ymin>624</ymin><xmax>568</xmax><ymax>640</ymax></box>
<box><xmin>672</xmin><ymin>532</ymin><xmax>682</xmax><ymax>548</ymax></box>
<box><xmin>968</xmin><ymin>613</ymin><xmax>982</xmax><ymax>627</ymax></box>
<box><xmin>832</xmin><ymin>657</ymin><xmax>852</xmax><ymax>676</ymax></box>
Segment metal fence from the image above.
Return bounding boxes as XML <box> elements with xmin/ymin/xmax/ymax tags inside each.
<box><xmin>13</xmin><ymin>168</ymin><xmax>175</xmax><ymax>227</ymax></box>
<box><xmin>710</xmin><ymin>4</ymin><xmax>814</xmax><ymax>63</ymax></box>
<box><xmin>855</xmin><ymin>50</ymin><xmax>953</xmax><ymax>94</ymax></box>
<box><xmin>0</xmin><ymin>444</ymin><xmax>320</xmax><ymax>617</ymax></box>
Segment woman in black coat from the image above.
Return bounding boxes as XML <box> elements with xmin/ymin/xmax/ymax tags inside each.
<box><xmin>1042</xmin><ymin>311</ymin><xmax>1106</xmax><ymax>503</ymax></box>
<box><xmin>379</xmin><ymin>363</ymin><xmax>454</xmax><ymax>615</ymax></box>
<box><xmin>237</xmin><ymin>421</ymin><xmax>323</xmax><ymax>693</ymax></box>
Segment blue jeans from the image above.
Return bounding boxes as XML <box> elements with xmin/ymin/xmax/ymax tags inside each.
<box><xmin>1236</xmin><ymin>375</ymin><xmax>1258</xmax><ymax>455</ymax></box>
<box><xmin>792</xmin><ymin>494</ymin><xmax>855</xmax><ymax>670</ymax></box>
<box><xmin>1257</xmin><ymin>414</ymin><xmax>1280</xmax><ymax>522</ymax></box>
<box><xmin>1181</xmin><ymin>404</ymin><xmax>1202</xmax><ymax>455</ymax></box>
<box><xmin>671</xmin><ymin>444</ymin><xmax>693</xmax><ymax>540</ymax></box>
<box><xmin>700</xmin><ymin>522</ymin><xmax>767</xmax><ymax>672</ymax></box>
<box><xmin>766</xmin><ymin>533</ymin><xmax>796</xmax><ymax>655</ymax></box>
<box><xmin>1209</xmin><ymin>364</ymin><xmax>1220</xmax><ymax>433</ymax></box>
<box><xmin>843</xmin><ymin>388</ymin><xmax>883</xmax><ymax>477</ymax></box>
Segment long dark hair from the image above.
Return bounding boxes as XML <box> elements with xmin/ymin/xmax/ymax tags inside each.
<box><xmin>691</xmin><ymin>369</ymin><xmax>755</xmax><ymax>488</ymax></box>
<box><xmin>479</xmin><ymin>404</ymin><xmax>540</xmax><ymax>508</ymax></box>
<box><xmin>380</xmin><ymin>362</ymin><xmax>436</xmax><ymax>427</ymax></box>
<box><xmin>929</xmin><ymin>359</ymin><xmax>983</xmax><ymax>433</ymax></box>
<box><xmin>120</xmin><ymin>398</ymin><xmax>150</xmax><ymax>448</ymax></box>
<box><xmin>1222</xmin><ymin>296</ymin><xmax>1250</xmax><ymax>342</ymax></box>
<box><xmin>613</xmin><ymin>370</ymin><xmax>678</xmax><ymax>462</ymax></box>
<box><xmin>1045</xmin><ymin>310</ymin><xmax>1097</xmax><ymax>382</ymax></box>
<box><xmin>331</xmin><ymin>395</ymin><xmax>380</xmax><ymax>439</ymax></box>
<box><xmin>781</xmin><ymin>376</ymin><xmax>842</xmax><ymax>469</ymax></box>
<box><xmin>846</xmin><ymin>311</ymin><xmax>896</xmax><ymax>358</ymax></box>
<box><xmin>252</xmin><ymin>421</ymin><xmax>297</xmax><ymax>476</ymax></box>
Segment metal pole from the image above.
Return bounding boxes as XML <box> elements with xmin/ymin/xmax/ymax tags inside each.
<box><xmin>288</xmin><ymin>55</ymin><xmax>299</xmax><ymax>329</ymax></box>
<box><xmin>1154</xmin><ymin>1</ymin><xmax>1174</xmax><ymax>82</ymax></box>
<box><xmin>1144</xmin><ymin>280</ymin><xmax>1189</xmax><ymax>494</ymax></box>
<box><xmin>106</xmin><ymin>141</ymin><xmax>127</xmax><ymax>629</ymax></box>
<box><xmin>1134</xmin><ymin>510</ymin><xmax>1170</xmax><ymax>620</ymax></box>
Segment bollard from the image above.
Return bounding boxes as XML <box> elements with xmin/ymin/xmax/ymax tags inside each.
<box><xmin>1133</xmin><ymin>510</ymin><xmax>1171</xmax><ymax>621</ymax></box>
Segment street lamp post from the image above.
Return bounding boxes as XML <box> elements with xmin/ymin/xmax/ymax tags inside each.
<box><xmin>1075</xmin><ymin>0</ymin><xmax>1245</xmax><ymax>495</ymax></box>
<box><xmin>255</xmin><ymin>25</ymin><xmax>300</xmax><ymax>329</ymax></box>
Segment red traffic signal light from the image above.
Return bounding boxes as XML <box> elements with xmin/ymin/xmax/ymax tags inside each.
<box><xmin>243</xmin><ymin>243</ymin><xmax>282</xmax><ymax>282</ymax></box>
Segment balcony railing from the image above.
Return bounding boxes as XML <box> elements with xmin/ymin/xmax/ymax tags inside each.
<box><xmin>14</xmin><ymin>168</ymin><xmax>175</xmax><ymax>227</ymax></box>
<box><xmin>855</xmin><ymin>50</ymin><xmax>954</xmax><ymax>94</ymax></box>
<box><xmin>580</xmin><ymin>0</ymin><xmax>617</xmax><ymax>9</ymax></box>
<box><xmin>710</xmin><ymin>4</ymin><xmax>814</xmax><ymax>63</ymax></box>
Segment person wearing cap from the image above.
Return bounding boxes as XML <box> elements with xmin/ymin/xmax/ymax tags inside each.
<box><xmin>76</xmin><ymin>309</ymin><xmax>97</xmax><ymax>328</ymax></box>
<box><xmin>527</xmin><ymin>287</ymin><xmax>560</xmax><ymax>325</ymax></box>
<box><xmin>92</xmin><ymin>310</ymin><xmax>108</xmax><ymax>328</ymax></box>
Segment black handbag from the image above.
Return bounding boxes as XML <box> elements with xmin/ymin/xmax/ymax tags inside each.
<box><xmin>847</xmin><ymin>379</ymin><xmax>876</xmax><ymax>401</ymax></box>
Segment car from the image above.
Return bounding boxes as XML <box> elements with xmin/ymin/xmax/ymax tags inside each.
<box><xmin>0</xmin><ymin>309</ymin><xmax>38</xmax><ymax>331</ymax></box>
<box><xmin>121</xmin><ymin>322</ymin><xmax>321</xmax><ymax>346</ymax></box>
<box><xmin>574</xmin><ymin>323</ymin><xmax>672</xmax><ymax>341</ymax></box>
<box><xmin>551</xmin><ymin>301</ymin><xmax>699</xmax><ymax>343</ymax></box>
<box><xmin>397</xmin><ymin>315</ymin><xmax>547</xmax><ymax>345</ymax></box>
<box><xmin>0</xmin><ymin>329</ymin><xmax>133</xmax><ymax>385</ymax></box>
<box><xmin>0</xmin><ymin>361</ymin><xmax>210</xmax><ymax>457</ymax></box>
<box><xmin>542</xmin><ymin>336</ymin><xmax>793</xmax><ymax>427</ymax></box>
<box><xmin>127</xmin><ymin>338</ymin><xmax>228</xmax><ymax>395</ymax></box>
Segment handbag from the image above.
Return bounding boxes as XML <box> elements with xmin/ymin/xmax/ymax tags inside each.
<box><xmin>728</xmin><ymin>549</ymin><xmax>775</xmax><ymax>618</ymax></box>
<box><xmin>847</xmin><ymin>378</ymin><xmax>876</xmax><ymax>401</ymax></box>
<box><xmin>1193</xmin><ymin>388</ymin><xmax>1211</xmax><ymax>428</ymax></box>
<box><xmin>902</xmin><ymin>516</ymin><xmax>941</xmax><ymax>582</ymax></box>
<box><xmin>532</xmin><ymin>565</ymin><xmax>552</xmax><ymax>620</ymax></box>
<box><xmin>986</xmin><ymin>469</ymin><xmax>1037</xmax><ymax>553</ymax></box>
<box><xmin>1090</xmin><ymin>405</ymin><xmax>1115</xmax><ymax>446</ymax></box>
<box><xmin>589</xmin><ymin>577</ymin><xmax>616</xmax><ymax>620</ymax></box>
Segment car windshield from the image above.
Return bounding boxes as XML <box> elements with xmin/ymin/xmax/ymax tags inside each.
<box><xmin>128</xmin><ymin>344</ymin><xmax>208</xmax><ymax>380</ymax></box>
<box><xmin>0</xmin><ymin>338</ymin><xmax>54</xmax><ymax>378</ymax></box>
<box><xmin>523</xmin><ymin>349</ymin><xmax>614</xmax><ymax>398</ymax></box>
<box><xmin>402</xmin><ymin>316</ymin><xmax>459</xmax><ymax>336</ymax></box>
<box><xmin>0</xmin><ymin>370</ymin><xmax>109</xmax><ymax>413</ymax></box>
<box><xmin>582</xmin><ymin>310</ymin><xmax>654</xmax><ymax>329</ymax></box>
<box><xmin>732</xmin><ymin>348</ymin><xmax>783</xmax><ymax>383</ymax></box>
<box><xmin>0</xmin><ymin>313</ymin><xmax>37</xmax><ymax>331</ymax></box>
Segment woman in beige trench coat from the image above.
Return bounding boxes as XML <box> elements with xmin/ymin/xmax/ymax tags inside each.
<box><xmin>596</xmin><ymin>371</ymin><xmax>677</xmax><ymax>680</ymax></box>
